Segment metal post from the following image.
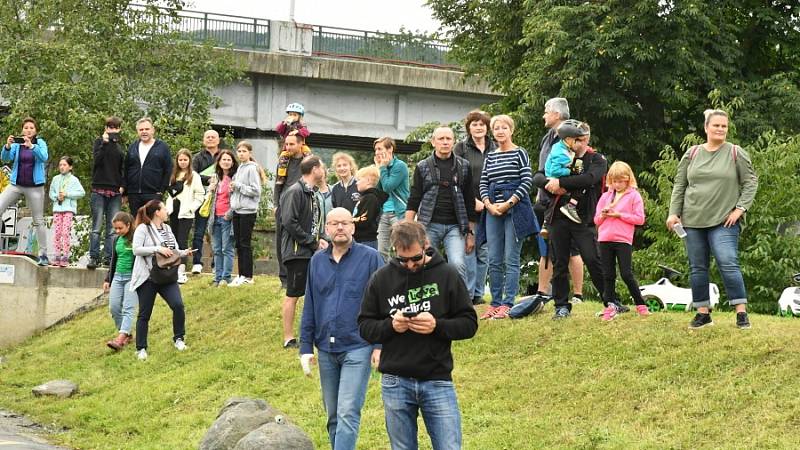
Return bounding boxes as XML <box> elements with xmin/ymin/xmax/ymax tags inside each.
<box><xmin>253</xmin><ymin>18</ymin><xmax>258</xmax><ymax>48</ymax></box>
<box><xmin>203</xmin><ymin>13</ymin><xmax>208</xmax><ymax>41</ymax></box>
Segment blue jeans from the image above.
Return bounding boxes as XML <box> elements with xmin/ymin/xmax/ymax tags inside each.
<box><xmin>317</xmin><ymin>346</ymin><xmax>372</xmax><ymax>450</ymax></box>
<box><xmin>90</xmin><ymin>192</ymin><xmax>121</xmax><ymax>262</ymax></box>
<box><xmin>486</xmin><ymin>213</ymin><xmax>523</xmax><ymax>307</ymax></box>
<box><xmin>381</xmin><ymin>374</ymin><xmax>462</xmax><ymax>450</ymax></box>
<box><xmin>211</xmin><ymin>216</ymin><xmax>234</xmax><ymax>283</ymax></box>
<box><xmin>685</xmin><ymin>223</ymin><xmax>748</xmax><ymax>308</ymax></box>
<box><xmin>465</xmin><ymin>240</ymin><xmax>488</xmax><ymax>299</ymax></box>
<box><xmin>425</xmin><ymin>222</ymin><xmax>467</xmax><ymax>286</ymax></box>
<box><xmin>109</xmin><ymin>272</ymin><xmax>138</xmax><ymax>334</ymax></box>
<box><xmin>192</xmin><ymin>211</ymin><xmax>209</xmax><ymax>266</ymax></box>
<box><xmin>378</xmin><ymin>213</ymin><xmax>400</xmax><ymax>262</ymax></box>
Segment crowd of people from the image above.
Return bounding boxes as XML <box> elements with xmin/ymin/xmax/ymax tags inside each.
<box><xmin>0</xmin><ymin>98</ymin><xmax>759</xmax><ymax>449</ymax></box>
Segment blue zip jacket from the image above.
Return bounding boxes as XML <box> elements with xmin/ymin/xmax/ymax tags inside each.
<box><xmin>545</xmin><ymin>140</ymin><xmax>573</xmax><ymax>178</ymax></box>
<box><xmin>1</xmin><ymin>139</ymin><xmax>49</xmax><ymax>186</ymax></box>
<box><xmin>379</xmin><ymin>157</ymin><xmax>409</xmax><ymax>215</ymax></box>
<box><xmin>300</xmin><ymin>242</ymin><xmax>385</xmax><ymax>355</ymax></box>
<box><xmin>49</xmin><ymin>172</ymin><xmax>86</xmax><ymax>214</ymax></box>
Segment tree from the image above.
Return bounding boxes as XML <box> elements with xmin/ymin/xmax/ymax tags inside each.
<box><xmin>428</xmin><ymin>0</ymin><xmax>800</xmax><ymax>168</ymax></box>
<box><xmin>0</xmin><ymin>0</ymin><xmax>243</xmax><ymax>185</ymax></box>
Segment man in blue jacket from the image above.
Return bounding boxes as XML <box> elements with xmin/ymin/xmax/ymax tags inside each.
<box><xmin>299</xmin><ymin>207</ymin><xmax>384</xmax><ymax>450</ymax></box>
<box><xmin>124</xmin><ymin>117</ymin><xmax>172</xmax><ymax>214</ymax></box>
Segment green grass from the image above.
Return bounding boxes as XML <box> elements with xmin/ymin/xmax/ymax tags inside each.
<box><xmin>1</xmin><ymin>276</ymin><xmax>799</xmax><ymax>449</ymax></box>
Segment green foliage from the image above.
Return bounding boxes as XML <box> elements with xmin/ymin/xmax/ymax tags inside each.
<box><xmin>428</xmin><ymin>0</ymin><xmax>800</xmax><ymax>168</ymax></box>
<box><xmin>3</xmin><ymin>279</ymin><xmax>800</xmax><ymax>449</ymax></box>
<box><xmin>0</xmin><ymin>0</ymin><xmax>244</xmax><ymax>193</ymax></box>
<box><xmin>404</xmin><ymin>120</ymin><xmax>464</xmax><ymax>169</ymax></box>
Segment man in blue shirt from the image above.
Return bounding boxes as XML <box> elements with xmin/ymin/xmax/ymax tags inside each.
<box><xmin>299</xmin><ymin>207</ymin><xmax>384</xmax><ymax>450</ymax></box>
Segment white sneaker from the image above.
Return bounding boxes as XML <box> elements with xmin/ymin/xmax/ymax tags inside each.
<box><xmin>240</xmin><ymin>277</ymin><xmax>254</xmax><ymax>285</ymax></box>
<box><xmin>136</xmin><ymin>349</ymin><xmax>148</xmax><ymax>361</ymax></box>
<box><xmin>191</xmin><ymin>264</ymin><xmax>202</xmax><ymax>274</ymax></box>
<box><xmin>177</xmin><ymin>273</ymin><xmax>188</xmax><ymax>284</ymax></box>
<box><xmin>228</xmin><ymin>275</ymin><xmax>245</xmax><ymax>287</ymax></box>
<box><xmin>174</xmin><ymin>338</ymin><xmax>187</xmax><ymax>351</ymax></box>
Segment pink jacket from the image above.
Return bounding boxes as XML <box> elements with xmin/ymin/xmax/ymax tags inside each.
<box><xmin>593</xmin><ymin>187</ymin><xmax>645</xmax><ymax>244</ymax></box>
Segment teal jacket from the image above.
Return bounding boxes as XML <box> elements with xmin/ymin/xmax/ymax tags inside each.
<box><xmin>1</xmin><ymin>139</ymin><xmax>49</xmax><ymax>186</ymax></box>
<box><xmin>379</xmin><ymin>157</ymin><xmax>409</xmax><ymax>215</ymax></box>
<box><xmin>49</xmin><ymin>172</ymin><xmax>86</xmax><ymax>214</ymax></box>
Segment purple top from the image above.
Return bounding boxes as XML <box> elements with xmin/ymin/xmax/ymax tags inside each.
<box><xmin>16</xmin><ymin>147</ymin><xmax>38</xmax><ymax>187</ymax></box>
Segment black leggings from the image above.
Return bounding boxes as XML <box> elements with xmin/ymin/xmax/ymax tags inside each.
<box><xmin>136</xmin><ymin>280</ymin><xmax>186</xmax><ymax>350</ymax></box>
<box><xmin>599</xmin><ymin>242</ymin><xmax>645</xmax><ymax>306</ymax></box>
<box><xmin>233</xmin><ymin>212</ymin><xmax>256</xmax><ymax>278</ymax></box>
<box><xmin>169</xmin><ymin>210</ymin><xmax>193</xmax><ymax>266</ymax></box>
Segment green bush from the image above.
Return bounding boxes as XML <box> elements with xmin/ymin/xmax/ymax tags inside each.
<box><xmin>637</xmin><ymin>132</ymin><xmax>800</xmax><ymax>313</ymax></box>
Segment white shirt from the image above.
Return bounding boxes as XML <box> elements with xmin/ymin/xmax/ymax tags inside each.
<box><xmin>138</xmin><ymin>141</ymin><xmax>155</xmax><ymax>167</ymax></box>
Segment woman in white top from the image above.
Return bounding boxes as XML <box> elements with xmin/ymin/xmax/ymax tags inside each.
<box><xmin>165</xmin><ymin>149</ymin><xmax>205</xmax><ymax>283</ymax></box>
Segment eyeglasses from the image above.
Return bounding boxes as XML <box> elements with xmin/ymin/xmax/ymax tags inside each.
<box><xmin>326</xmin><ymin>221</ymin><xmax>353</xmax><ymax>228</ymax></box>
<box><xmin>394</xmin><ymin>252</ymin><xmax>425</xmax><ymax>264</ymax></box>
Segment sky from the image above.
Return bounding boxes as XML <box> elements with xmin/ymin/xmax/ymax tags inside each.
<box><xmin>185</xmin><ymin>0</ymin><xmax>442</xmax><ymax>34</ymax></box>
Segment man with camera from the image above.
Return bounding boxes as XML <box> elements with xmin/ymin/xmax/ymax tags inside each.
<box><xmin>88</xmin><ymin>116</ymin><xmax>126</xmax><ymax>269</ymax></box>
<box><xmin>124</xmin><ymin>117</ymin><xmax>172</xmax><ymax>215</ymax></box>
<box><xmin>298</xmin><ymin>207</ymin><xmax>384</xmax><ymax>450</ymax></box>
<box><xmin>358</xmin><ymin>221</ymin><xmax>477</xmax><ymax>450</ymax></box>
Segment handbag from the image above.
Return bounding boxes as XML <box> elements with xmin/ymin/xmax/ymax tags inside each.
<box><xmin>198</xmin><ymin>191</ymin><xmax>213</xmax><ymax>218</ymax></box>
<box><xmin>145</xmin><ymin>226</ymin><xmax>180</xmax><ymax>285</ymax></box>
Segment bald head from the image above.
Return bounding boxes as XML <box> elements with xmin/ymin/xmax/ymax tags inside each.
<box><xmin>203</xmin><ymin>129</ymin><xmax>220</xmax><ymax>151</ymax></box>
<box><xmin>325</xmin><ymin>207</ymin><xmax>355</xmax><ymax>247</ymax></box>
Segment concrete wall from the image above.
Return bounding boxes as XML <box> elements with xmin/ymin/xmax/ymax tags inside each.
<box><xmin>0</xmin><ymin>255</ymin><xmax>106</xmax><ymax>349</ymax></box>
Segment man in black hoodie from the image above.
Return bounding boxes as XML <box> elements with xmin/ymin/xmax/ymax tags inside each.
<box><xmin>358</xmin><ymin>221</ymin><xmax>477</xmax><ymax>450</ymax></box>
<box><xmin>124</xmin><ymin>117</ymin><xmax>172</xmax><ymax>214</ymax></box>
<box><xmin>88</xmin><ymin>116</ymin><xmax>126</xmax><ymax>269</ymax></box>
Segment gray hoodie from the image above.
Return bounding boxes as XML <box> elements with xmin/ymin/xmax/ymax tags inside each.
<box><xmin>230</xmin><ymin>161</ymin><xmax>262</xmax><ymax>214</ymax></box>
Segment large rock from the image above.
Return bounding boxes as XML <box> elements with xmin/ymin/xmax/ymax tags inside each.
<box><xmin>199</xmin><ymin>398</ymin><xmax>281</xmax><ymax>450</ymax></box>
<box><xmin>31</xmin><ymin>380</ymin><xmax>78</xmax><ymax>398</ymax></box>
<box><xmin>233</xmin><ymin>421</ymin><xmax>314</xmax><ymax>450</ymax></box>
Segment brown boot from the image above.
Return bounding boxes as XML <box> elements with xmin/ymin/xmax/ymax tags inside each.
<box><xmin>106</xmin><ymin>333</ymin><xmax>127</xmax><ymax>351</ymax></box>
<box><xmin>124</xmin><ymin>334</ymin><xmax>133</xmax><ymax>346</ymax></box>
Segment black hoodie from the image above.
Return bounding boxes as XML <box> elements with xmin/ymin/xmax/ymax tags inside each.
<box><xmin>353</xmin><ymin>187</ymin><xmax>388</xmax><ymax>243</ymax></box>
<box><xmin>358</xmin><ymin>249</ymin><xmax>478</xmax><ymax>381</ymax></box>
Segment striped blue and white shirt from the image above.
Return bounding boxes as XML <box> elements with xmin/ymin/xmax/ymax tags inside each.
<box><xmin>479</xmin><ymin>148</ymin><xmax>533</xmax><ymax>203</ymax></box>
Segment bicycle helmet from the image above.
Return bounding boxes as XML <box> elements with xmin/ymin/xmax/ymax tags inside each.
<box><xmin>286</xmin><ymin>103</ymin><xmax>305</xmax><ymax>116</ymax></box>
<box><xmin>556</xmin><ymin>119</ymin><xmax>588</xmax><ymax>139</ymax></box>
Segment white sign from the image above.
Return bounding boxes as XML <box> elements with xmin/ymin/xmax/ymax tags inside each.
<box><xmin>1</xmin><ymin>206</ymin><xmax>16</xmax><ymax>237</ymax></box>
<box><xmin>0</xmin><ymin>264</ymin><xmax>14</xmax><ymax>284</ymax></box>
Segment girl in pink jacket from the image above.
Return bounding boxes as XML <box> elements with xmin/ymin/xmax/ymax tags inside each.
<box><xmin>594</xmin><ymin>161</ymin><xmax>648</xmax><ymax>320</ymax></box>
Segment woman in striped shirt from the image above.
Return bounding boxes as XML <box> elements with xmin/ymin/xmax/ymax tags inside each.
<box><xmin>478</xmin><ymin>115</ymin><xmax>539</xmax><ymax>319</ymax></box>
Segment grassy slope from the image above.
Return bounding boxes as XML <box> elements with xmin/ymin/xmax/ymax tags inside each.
<box><xmin>1</xmin><ymin>276</ymin><xmax>799</xmax><ymax>450</ymax></box>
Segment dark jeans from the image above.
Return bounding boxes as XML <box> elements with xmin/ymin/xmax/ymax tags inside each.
<box><xmin>89</xmin><ymin>192</ymin><xmax>122</xmax><ymax>262</ymax></box>
<box><xmin>169</xmin><ymin>212</ymin><xmax>193</xmax><ymax>266</ymax></box>
<box><xmin>191</xmin><ymin>211</ymin><xmax>209</xmax><ymax>266</ymax></box>
<box><xmin>599</xmin><ymin>242</ymin><xmax>644</xmax><ymax>306</ymax></box>
<box><xmin>550</xmin><ymin>217</ymin><xmax>605</xmax><ymax>309</ymax></box>
<box><xmin>135</xmin><ymin>280</ymin><xmax>186</xmax><ymax>350</ymax></box>
<box><xmin>128</xmin><ymin>193</ymin><xmax>162</xmax><ymax>217</ymax></box>
<box><xmin>233</xmin><ymin>212</ymin><xmax>256</xmax><ymax>278</ymax></box>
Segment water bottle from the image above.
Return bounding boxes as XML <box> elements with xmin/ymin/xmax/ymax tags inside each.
<box><xmin>673</xmin><ymin>223</ymin><xmax>687</xmax><ymax>238</ymax></box>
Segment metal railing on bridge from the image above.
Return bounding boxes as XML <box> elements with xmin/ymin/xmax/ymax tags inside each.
<box><xmin>131</xmin><ymin>4</ymin><xmax>454</xmax><ymax>68</ymax></box>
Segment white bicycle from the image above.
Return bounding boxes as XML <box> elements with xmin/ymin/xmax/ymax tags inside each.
<box><xmin>639</xmin><ymin>265</ymin><xmax>720</xmax><ymax>312</ymax></box>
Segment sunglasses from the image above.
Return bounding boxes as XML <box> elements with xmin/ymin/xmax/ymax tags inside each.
<box><xmin>393</xmin><ymin>250</ymin><xmax>425</xmax><ymax>264</ymax></box>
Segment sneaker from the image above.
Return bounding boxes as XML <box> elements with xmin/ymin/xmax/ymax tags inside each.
<box><xmin>736</xmin><ymin>312</ymin><xmax>751</xmax><ymax>329</ymax></box>
<box><xmin>491</xmin><ymin>305</ymin><xmax>511</xmax><ymax>320</ymax></box>
<box><xmin>136</xmin><ymin>349</ymin><xmax>148</xmax><ymax>361</ymax></box>
<box><xmin>552</xmin><ymin>306</ymin><xmax>571</xmax><ymax>320</ymax></box>
<box><xmin>61</xmin><ymin>256</ymin><xmax>69</xmax><ymax>267</ymax></box>
<box><xmin>191</xmin><ymin>264</ymin><xmax>203</xmax><ymax>274</ymax></box>
<box><xmin>560</xmin><ymin>203</ymin><xmax>582</xmax><ymax>223</ymax></box>
<box><xmin>601</xmin><ymin>304</ymin><xmax>618</xmax><ymax>321</ymax></box>
<box><xmin>688</xmin><ymin>313</ymin><xmax>713</xmax><ymax>329</ymax></box>
<box><xmin>283</xmin><ymin>338</ymin><xmax>298</xmax><ymax>349</ymax></box>
<box><xmin>174</xmin><ymin>338</ymin><xmax>187</xmax><ymax>351</ymax></box>
<box><xmin>635</xmin><ymin>305</ymin><xmax>652</xmax><ymax>316</ymax></box>
<box><xmin>239</xmin><ymin>277</ymin><xmax>254</xmax><ymax>286</ymax></box>
<box><xmin>218</xmin><ymin>280</ymin><xmax>228</xmax><ymax>287</ymax></box>
<box><xmin>479</xmin><ymin>306</ymin><xmax>497</xmax><ymax>320</ymax></box>
<box><xmin>37</xmin><ymin>255</ymin><xmax>49</xmax><ymax>266</ymax></box>
<box><xmin>177</xmin><ymin>272</ymin><xmax>188</xmax><ymax>284</ymax></box>
<box><xmin>472</xmin><ymin>296</ymin><xmax>486</xmax><ymax>305</ymax></box>
<box><xmin>210</xmin><ymin>281</ymin><xmax>219</xmax><ymax>287</ymax></box>
<box><xmin>571</xmin><ymin>293</ymin><xmax>584</xmax><ymax>303</ymax></box>
<box><xmin>228</xmin><ymin>276</ymin><xmax>245</xmax><ymax>287</ymax></box>
<box><xmin>539</xmin><ymin>227</ymin><xmax>550</xmax><ymax>239</ymax></box>
<box><xmin>87</xmin><ymin>258</ymin><xmax>99</xmax><ymax>270</ymax></box>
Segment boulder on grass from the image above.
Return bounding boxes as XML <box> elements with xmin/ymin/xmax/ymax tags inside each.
<box><xmin>31</xmin><ymin>380</ymin><xmax>78</xmax><ymax>398</ymax></box>
<box><xmin>199</xmin><ymin>398</ymin><xmax>281</xmax><ymax>450</ymax></box>
<box><xmin>233</xmin><ymin>421</ymin><xmax>314</xmax><ymax>450</ymax></box>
